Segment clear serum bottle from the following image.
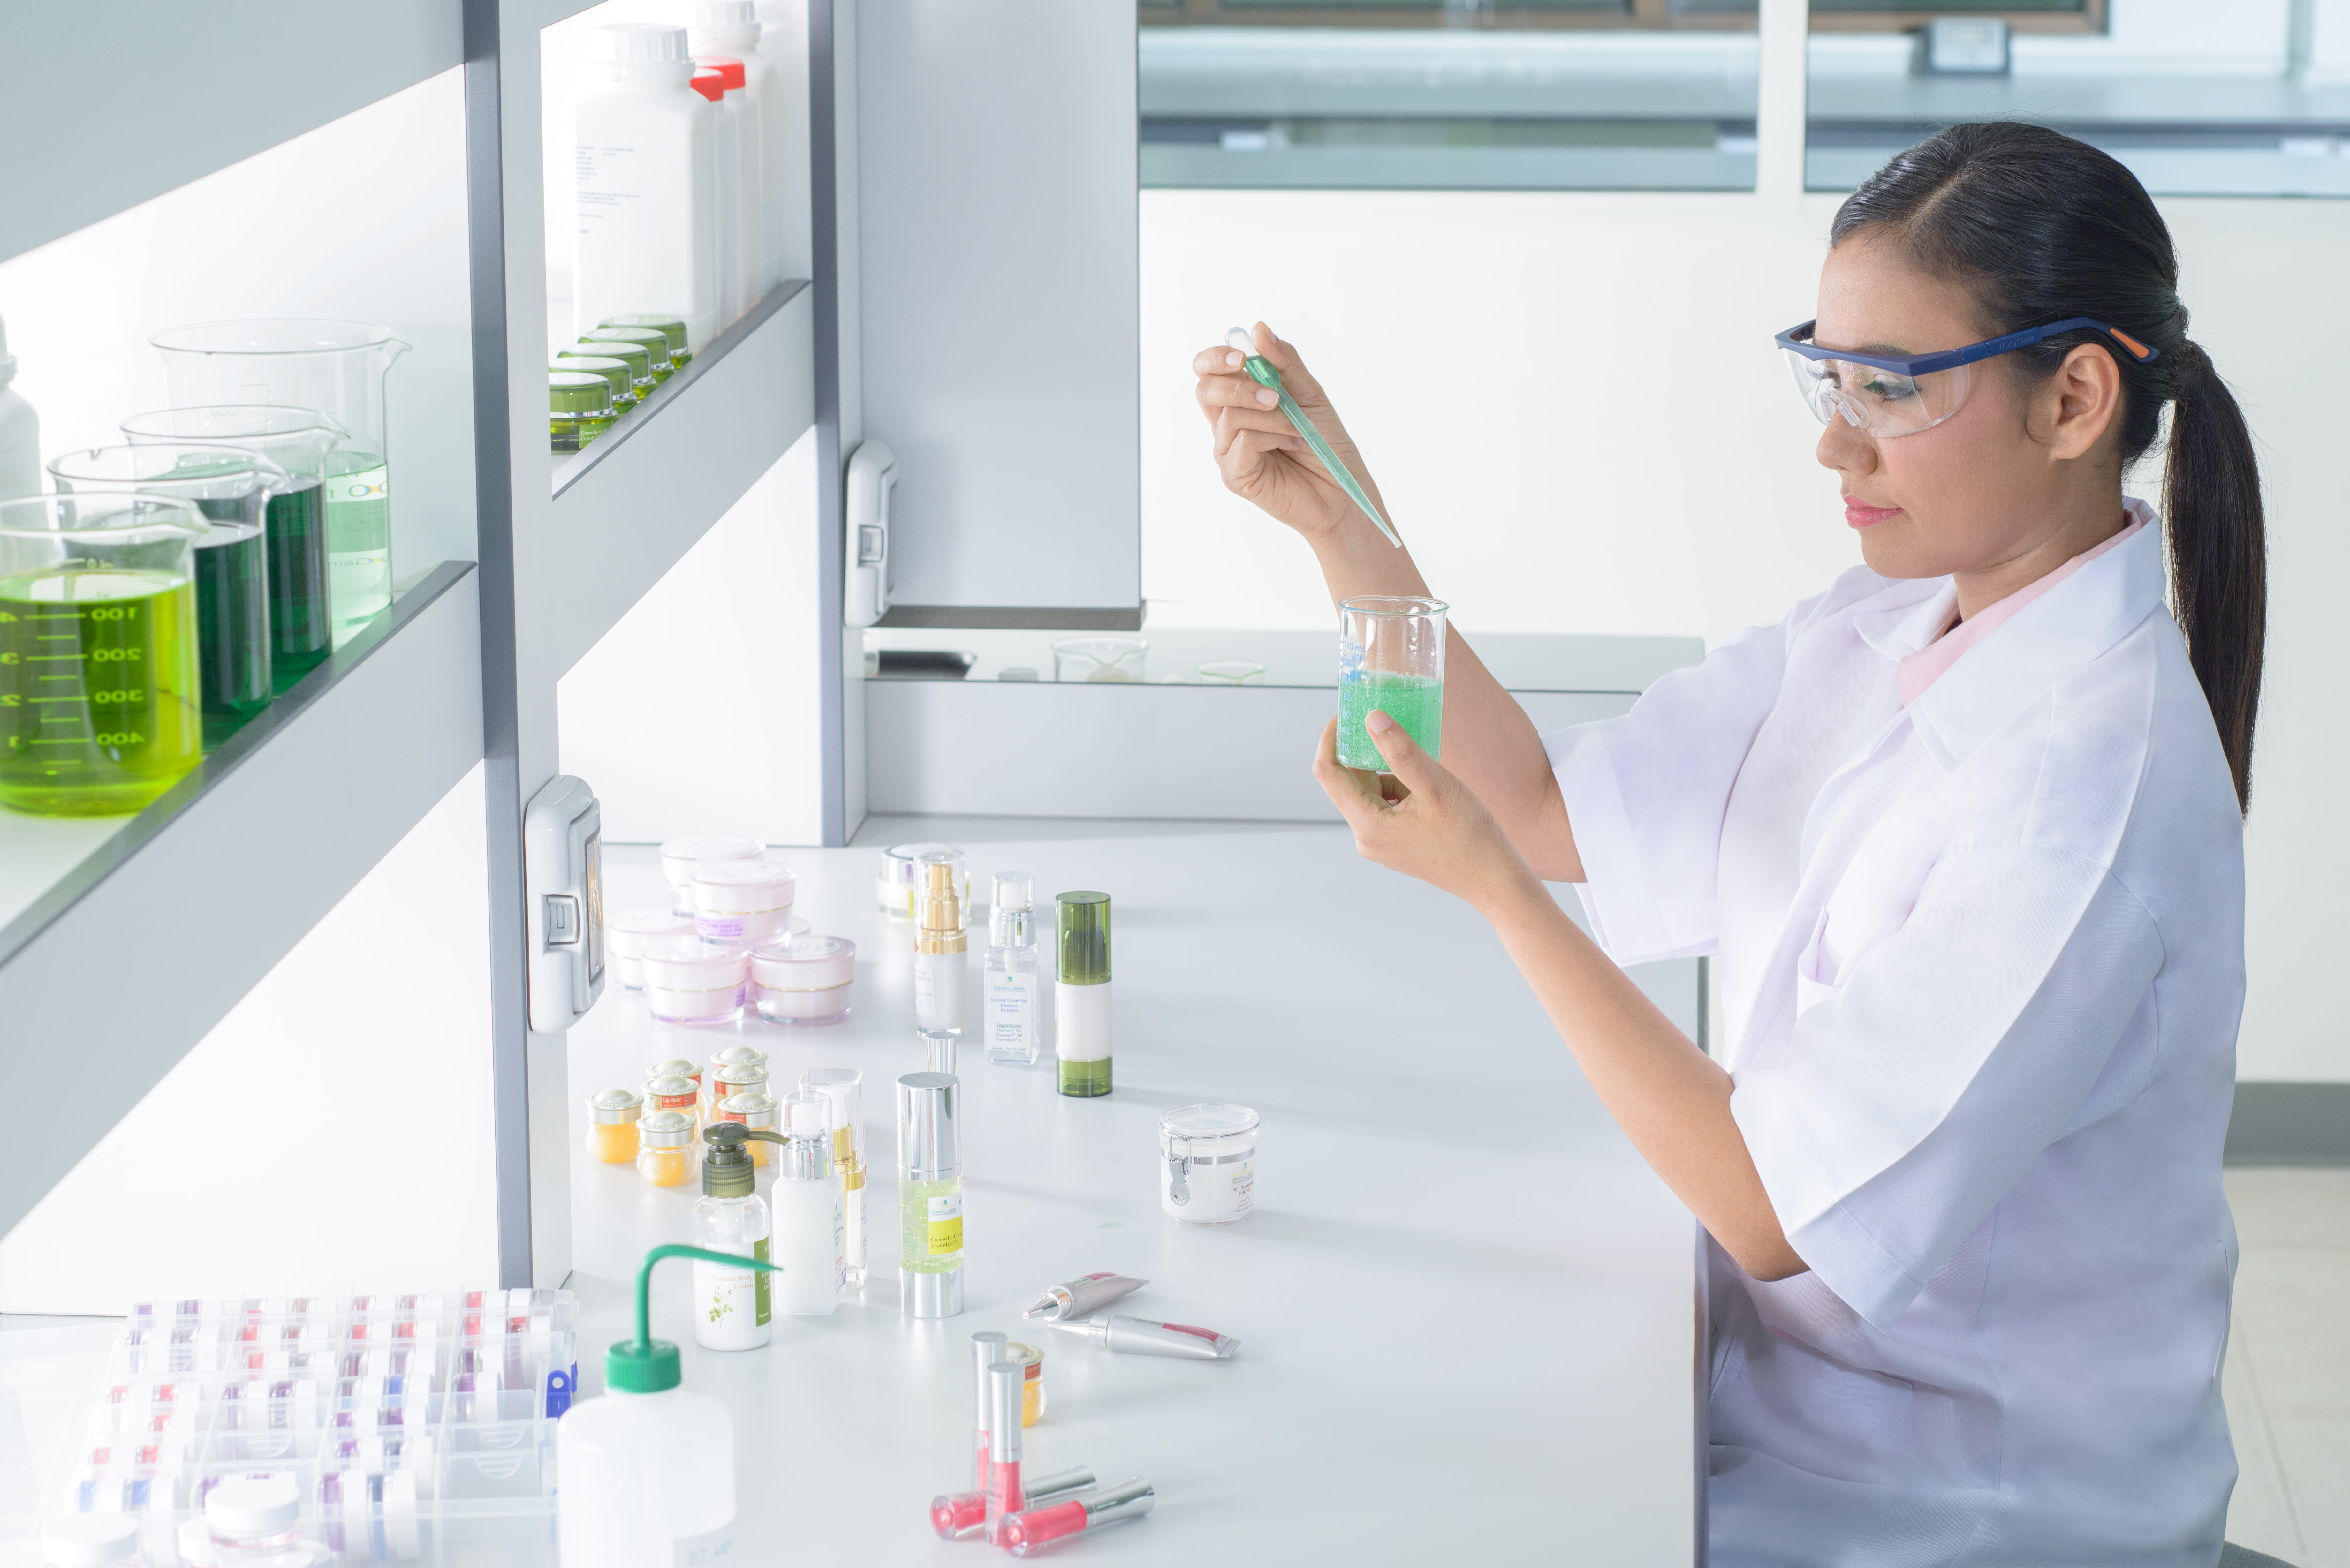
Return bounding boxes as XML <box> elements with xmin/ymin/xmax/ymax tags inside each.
<box><xmin>771</xmin><ymin>1092</ymin><xmax>843</xmax><ymax>1316</ymax></box>
<box><xmin>912</xmin><ymin>854</ymin><xmax>968</xmax><ymax>1039</ymax></box>
<box><xmin>692</xmin><ymin>1123</ymin><xmax>786</xmax><ymax>1350</ymax></box>
<box><xmin>897</xmin><ymin>1071</ymin><xmax>963</xmax><ymax>1318</ymax></box>
<box><xmin>1054</xmin><ymin>892</ymin><xmax>1112</xmax><ymax>1097</ymax></box>
<box><xmin>984</xmin><ymin>872</ymin><xmax>1041</xmax><ymax>1066</ymax></box>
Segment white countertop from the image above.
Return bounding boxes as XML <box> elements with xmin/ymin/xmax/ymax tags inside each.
<box><xmin>569</xmin><ymin>823</ymin><xmax>1697</xmax><ymax>1564</ymax></box>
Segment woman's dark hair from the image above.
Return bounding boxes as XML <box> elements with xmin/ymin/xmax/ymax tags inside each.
<box><xmin>1831</xmin><ymin>121</ymin><xmax>2266</xmax><ymax>809</ymax></box>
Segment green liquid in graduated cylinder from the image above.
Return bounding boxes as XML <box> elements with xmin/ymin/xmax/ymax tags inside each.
<box><xmin>192</xmin><ymin>529</ymin><xmax>271</xmax><ymax>747</ymax></box>
<box><xmin>1338</xmin><ymin>672</ymin><xmax>1443</xmax><ymax>772</ymax></box>
<box><xmin>265</xmin><ymin>476</ymin><xmax>332</xmax><ymax>690</ymax></box>
<box><xmin>900</xmin><ymin>1175</ymin><xmax>965</xmax><ymax>1274</ymax></box>
<box><xmin>323</xmin><ymin>451</ymin><xmax>392</xmax><ymax>646</ymax></box>
<box><xmin>0</xmin><ymin>570</ymin><xmax>202</xmax><ymax>817</ymax></box>
<box><xmin>1058</xmin><ymin>1057</ymin><xmax>1112</xmax><ymax>1097</ymax></box>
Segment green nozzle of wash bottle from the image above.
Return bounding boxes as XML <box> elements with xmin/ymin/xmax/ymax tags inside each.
<box><xmin>608</xmin><ymin>1242</ymin><xmax>785</xmax><ymax>1392</ymax></box>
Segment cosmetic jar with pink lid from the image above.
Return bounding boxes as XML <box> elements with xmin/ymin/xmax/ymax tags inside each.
<box><xmin>691</xmin><ymin>859</ymin><xmax>798</xmax><ymax>945</ymax></box>
<box><xmin>608</xmin><ymin>906</ymin><xmax>693</xmax><ymax>989</ymax></box>
<box><xmin>640</xmin><ymin>937</ymin><xmax>748</xmax><ymax>1025</ymax></box>
<box><xmin>659</xmin><ymin>833</ymin><xmax>764</xmax><ymax>916</ymax></box>
<box><xmin>751</xmin><ymin>934</ymin><xmax>857</xmax><ymax>1025</ymax></box>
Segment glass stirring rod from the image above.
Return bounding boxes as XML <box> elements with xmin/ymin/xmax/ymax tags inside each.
<box><xmin>1225</xmin><ymin>327</ymin><xmax>1402</xmax><ymax>548</ymax></box>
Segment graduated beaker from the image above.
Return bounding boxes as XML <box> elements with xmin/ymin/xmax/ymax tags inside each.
<box><xmin>49</xmin><ymin>444</ymin><xmax>281</xmax><ymax>743</ymax></box>
<box><xmin>119</xmin><ymin>406</ymin><xmax>343</xmax><ymax>688</ymax></box>
<box><xmin>0</xmin><ymin>494</ymin><xmax>206</xmax><ymax>817</ymax></box>
<box><xmin>149</xmin><ymin>320</ymin><xmax>407</xmax><ymax>645</ymax></box>
<box><xmin>1337</xmin><ymin>595</ymin><xmax>1446</xmax><ymax>772</ymax></box>
<box><xmin>1051</xmin><ymin>636</ymin><xmax>1147</xmax><ymax>684</ymax></box>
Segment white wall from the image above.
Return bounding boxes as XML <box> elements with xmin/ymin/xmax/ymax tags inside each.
<box><xmin>0</xmin><ymin>68</ymin><xmax>476</xmax><ymax>583</ymax></box>
<box><xmin>0</xmin><ymin>765</ymin><xmax>501</xmax><ymax>1314</ymax></box>
<box><xmin>1137</xmin><ymin>187</ymin><xmax>2350</xmax><ymax>1082</ymax></box>
<box><xmin>557</xmin><ymin>429</ymin><xmax>827</xmax><ymax>846</ymax></box>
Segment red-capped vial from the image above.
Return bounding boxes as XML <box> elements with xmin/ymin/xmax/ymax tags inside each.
<box><xmin>927</xmin><ymin>1465</ymin><xmax>1094</xmax><ymax>1541</ymax></box>
<box><xmin>983</xmin><ymin>1361</ymin><xmax>1024</xmax><ymax>1544</ymax></box>
<box><xmin>995</xmin><ymin>1479</ymin><xmax>1156</xmax><ymax>1558</ymax></box>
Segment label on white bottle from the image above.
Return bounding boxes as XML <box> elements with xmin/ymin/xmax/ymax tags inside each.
<box><xmin>676</xmin><ymin>1524</ymin><xmax>735</xmax><ymax>1568</ymax></box>
<box><xmin>913</xmin><ymin>950</ymin><xmax>967</xmax><ymax>1030</ymax></box>
<box><xmin>1055</xmin><ymin>981</ymin><xmax>1111</xmax><ymax>1063</ymax></box>
<box><xmin>927</xmin><ymin>1191</ymin><xmax>964</xmax><ymax>1255</ymax></box>
<box><xmin>692</xmin><ymin>1237</ymin><xmax>770</xmax><ymax>1346</ymax></box>
<box><xmin>988</xmin><ymin>969</ymin><xmax>1036</xmax><ymax>1049</ymax></box>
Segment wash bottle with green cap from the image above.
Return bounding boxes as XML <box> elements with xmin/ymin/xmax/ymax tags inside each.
<box><xmin>556</xmin><ymin>1243</ymin><xmax>780</xmax><ymax>1568</ymax></box>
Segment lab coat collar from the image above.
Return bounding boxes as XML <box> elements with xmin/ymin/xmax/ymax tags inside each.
<box><xmin>1849</xmin><ymin>577</ymin><xmax>1959</xmax><ymax>663</ymax></box>
<box><xmin>1903</xmin><ymin>503</ymin><xmax>2168</xmax><ymax>772</ymax></box>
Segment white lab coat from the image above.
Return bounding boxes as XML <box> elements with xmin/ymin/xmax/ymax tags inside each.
<box><xmin>1548</xmin><ymin>508</ymin><xmax>2241</xmax><ymax>1566</ymax></box>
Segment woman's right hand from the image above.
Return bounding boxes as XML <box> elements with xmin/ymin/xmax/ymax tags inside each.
<box><xmin>1193</xmin><ymin>323</ymin><xmax>1382</xmax><ymax>545</ymax></box>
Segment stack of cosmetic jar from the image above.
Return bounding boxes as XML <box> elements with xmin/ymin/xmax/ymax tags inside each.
<box><xmin>658</xmin><ymin>833</ymin><xmax>764</xmax><ymax>916</ymax></box>
<box><xmin>689</xmin><ymin>859</ymin><xmax>797</xmax><ymax>945</ymax></box>
<box><xmin>607</xmin><ymin>907</ymin><xmax>692</xmax><ymax>989</ymax></box>
<box><xmin>640</xmin><ymin>938</ymin><xmax>748</xmax><ymax>1025</ymax></box>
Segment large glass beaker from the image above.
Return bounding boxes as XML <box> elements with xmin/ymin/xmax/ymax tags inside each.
<box><xmin>149</xmin><ymin>321</ymin><xmax>407</xmax><ymax>645</ymax></box>
<box><xmin>119</xmin><ymin>406</ymin><xmax>342</xmax><ymax>688</ymax></box>
<box><xmin>0</xmin><ymin>494</ymin><xmax>206</xmax><ymax>817</ymax></box>
<box><xmin>49</xmin><ymin>444</ymin><xmax>282</xmax><ymax>744</ymax></box>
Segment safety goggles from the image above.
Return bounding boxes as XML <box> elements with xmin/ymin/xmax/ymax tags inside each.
<box><xmin>1778</xmin><ymin>317</ymin><xmax>2158</xmax><ymax>438</ymax></box>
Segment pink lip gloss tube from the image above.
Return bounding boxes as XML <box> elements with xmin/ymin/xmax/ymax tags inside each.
<box><xmin>994</xmin><ymin>1479</ymin><xmax>1157</xmax><ymax>1558</ymax></box>
<box><xmin>928</xmin><ymin>1465</ymin><xmax>1094</xmax><ymax>1540</ymax></box>
<box><xmin>970</xmin><ymin>1331</ymin><xmax>1007</xmax><ymax>1491</ymax></box>
<box><xmin>984</xmin><ymin>1361</ymin><xmax>1025</xmax><ymax>1544</ymax></box>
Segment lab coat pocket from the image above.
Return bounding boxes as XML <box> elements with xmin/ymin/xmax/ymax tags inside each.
<box><xmin>1793</xmin><ymin>910</ymin><xmax>1843</xmax><ymax>1018</ymax></box>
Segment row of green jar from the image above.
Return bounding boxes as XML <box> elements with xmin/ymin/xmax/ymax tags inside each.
<box><xmin>551</xmin><ymin>315</ymin><xmax>698</xmax><ymax>453</ymax></box>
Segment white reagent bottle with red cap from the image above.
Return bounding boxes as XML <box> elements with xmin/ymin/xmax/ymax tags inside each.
<box><xmin>572</xmin><ymin>23</ymin><xmax>719</xmax><ymax>351</ymax></box>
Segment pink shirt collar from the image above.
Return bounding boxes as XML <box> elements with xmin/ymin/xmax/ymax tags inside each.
<box><xmin>1896</xmin><ymin>500</ymin><xmax>2155</xmax><ymax>706</ymax></box>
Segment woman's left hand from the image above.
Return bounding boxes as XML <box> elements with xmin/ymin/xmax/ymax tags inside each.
<box><xmin>1313</xmin><ymin>713</ymin><xmax>1544</xmax><ymax>916</ymax></box>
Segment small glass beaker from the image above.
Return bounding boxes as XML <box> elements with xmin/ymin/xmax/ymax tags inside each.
<box><xmin>150</xmin><ymin>320</ymin><xmax>409</xmax><ymax>646</ymax></box>
<box><xmin>1196</xmin><ymin>660</ymin><xmax>1266</xmax><ymax>685</ymax></box>
<box><xmin>550</xmin><ymin>354</ymin><xmax>640</xmax><ymax>414</ymax></box>
<box><xmin>1051</xmin><ymin>636</ymin><xmax>1147</xmax><ymax>684</ymax></box>
<box><xmin>119</xmin><ymin>406</ymin><xmax>344</xmax><ymax>689</ymax></box>
<box><xmin>0</xmin><ymin>494</ymin><xmax>206</xmax><ymax>817</ymax></box>
<box><xmin>550</xmin><ymin>371</ymin><xmax>617</xmax><ymax>453</ymax></box>
<box><xmin>50</xmin><ymin>443</ymin><xmax>284</xmax><ymax>742</ymax></box>
<box><xmin>1337</xmin><ymin>595</ymin><xmax>1446</xmax><ymax>772</ymax></box>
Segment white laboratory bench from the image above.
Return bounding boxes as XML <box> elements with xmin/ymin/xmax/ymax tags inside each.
<box><xmin>570</xmin><ymin>824</ymin><xmax>1699</xmax><ymax>1564</ymax></box>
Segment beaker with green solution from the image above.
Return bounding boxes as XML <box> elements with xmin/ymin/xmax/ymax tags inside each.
<box><xmin>151</xmin><ymin>320</ymin><xmax>407</xmax><ymax>647</ymax></box>
<box><xmin>49</xmin><ymin>443</ymin><xmax>279</xmax><ymax>745</ymax></box>
<box><xmin>119</xmin><ymin>405</ymin><xmax>342</xmax><ymax>691</ymax></box>
<box><xmin>0</xmin><ymin>494</ymin><xmax>206</xmax><ymax>817</ymax></box>
<box><xmin>1337</xmin><ymin>595</ymin><xmax>1446</xmax><ymax>772</ymax></box>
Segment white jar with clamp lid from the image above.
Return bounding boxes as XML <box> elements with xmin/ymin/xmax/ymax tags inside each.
<box><xmin>1159</xmin><ymin>1104</ymin><xmax>1257</xmax><ymax>1225</ymax></box>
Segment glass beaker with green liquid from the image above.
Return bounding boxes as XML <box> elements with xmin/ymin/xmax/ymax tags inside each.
<box><xmin>119</xmin><ymin>405</ymin><xmax>343</xmax><ymax>691</ymax></box>
<box><xmin>48</xmin><ymin>443</ymin><xmax>279</xmax><ymax>745</ymax></box>
<box><xmin>549</xmin><ymin>355</ymin><xmax>640</xmax><ymax>415</ymax></box>
<box><xmin>150</xmin><ymin>320</ymin><xmax>408</xmax><ymax>648</ymax></box>
<box><xmin>598</xmin><ymin>315</ymin><xmax>693</xmax><ymax>371</ymax></box>
<box><xmin>582</xmin><ymin>327</ymin><xmax>676</xmax><ymax>386</ymax></box>
<box><xmin>1337</xmin><ymin>595</ymin><xmax>1447</xmax><ymax>773</ymax></box>
<box><xmin>0</xmin><ymin>494</ymin><xmax>206</xmax><ymax>818</ymax></box>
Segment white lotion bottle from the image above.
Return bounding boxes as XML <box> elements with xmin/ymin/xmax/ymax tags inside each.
<box><xmin>558</xmin><ymin>1245</ymin><xmax>775</xmax><ymax>1568</ymax></box>
<box><xmin>0</xmin><ymin>318</ymin><xmax>39</xmax><ymax>498</ymax></box>
<box><xmin>690</xmin><ymin>1125</ymin><xmax>780</xmax><ymax>1350</ymax></box>
<box><xmin>773</xmin><ymin>1091</ymin><xmax>844</xmax><ymax>1314</ymax></box>
<box><xmin>573</xmin><ymin>22</ymin><xmax>720</xmax><ymax>351</ymax></box>
<box><xmin>913</xmin><ymin>854</ymin><xmax>968</xmax><ymax>1035</ymax></box>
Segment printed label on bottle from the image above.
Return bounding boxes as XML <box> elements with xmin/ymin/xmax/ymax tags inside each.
<box><xmin>927</xmin><ymin>1191</ymin><xmax>964</xmax><ymax>1255</ymax></box>
<box><xmin>695</xmin><ymin>1236</ymin><xmax>771</xmax><ymax>1331</ymax></box>
<box><xmin>987</xmin><ymin>970</ymin><xmax>1035</xmax><ymax>1047</ymax></box>
<box><xmin>696</xmin><ymin>913</ymin><xmax>747</xmax><ymax>940</ymax></box>
<box><xmin>913</xmin><ymin>955</ymin><xmax>936</xmax><ymax>1016</ymax></box>
<box><xmin>675</xmin><ymin>1523</ymin><xmax>734</xmax><ymax>1568</ymax></box>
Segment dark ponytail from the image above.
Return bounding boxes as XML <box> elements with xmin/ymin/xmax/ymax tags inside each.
<box><xmin>1830</xmin><ymin>122</ymin><xmax>2268</xmax><ymax>809</ymax></box>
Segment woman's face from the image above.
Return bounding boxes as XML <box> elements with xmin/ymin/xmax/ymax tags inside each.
<box><xmin>1811</xmin><ymin>233</ymin><xmax>2119</xmax><ymax>582</ymax></box>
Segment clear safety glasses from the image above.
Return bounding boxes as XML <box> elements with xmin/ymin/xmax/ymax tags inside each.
<box><xmin>1777</xmin><ymin>316</ymin><xmax>2158</xmax><ymax>439</ymax></box>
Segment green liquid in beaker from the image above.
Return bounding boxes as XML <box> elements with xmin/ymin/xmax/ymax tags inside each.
<box><xmin>0</xmin><ymin>570</ymin><xmax>202</xmax><ymax>817</ymax></box>
<box><xmin>322</xmin><ymin>450</ymin><xmax>391</xmax><ymax>645</ymax></box>
<box><xmin>193</xmin><ymin>529</ymin><xmax>271</xmax><ymax>746</ymax></box>
<box><xmin>265</xmin><ymin>476</ymin><xmax>332</xmax><ymax>688</ymax></box>
<box><xmin>1337</xmin><ymin>672</ymin><xmax>1443</xmax><ymax>772</ymax></box>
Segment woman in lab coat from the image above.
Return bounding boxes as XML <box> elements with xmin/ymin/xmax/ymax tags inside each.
<box><xmin>1195</xmin><ymin>122</ymin><xmax>2267</xmax><ymax>1567</ymax></box>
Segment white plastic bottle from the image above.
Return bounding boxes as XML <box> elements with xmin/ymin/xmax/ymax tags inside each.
<box><xmin>558</xmin><ymin>1245</ymin><xmax>773</xmax><ymax>1568</ymax></box>
<box><xmin>692</xmin><ymin>0</ymin><xmax>797</xmax><ymax>293</ymax></box>
<box><xmin>574</xmin><ymin>23</ymin><xmax>720</xmax><ymax>352</ymax></box>
<box><xmin>694</xmin><ymin>56</ymin><xmax>762</xmax><ymax>320</ymax></box>
<box><xmin>687</xmin><ymin>69</ymin><xmax>739</xmax><ymax>326</ymax></box>
<box><xmin>691</xmin><ymin>1126</ymin><xmax>775</xmax><ymax>1351</ymax></box>
<box><xmin>773</xmin><ymin>1091</ymin><xmax>844</xmax><ymax>1314</ymax></box>
<box><xmin>0</xmin><ymin>317</ymin><xmax>41</xmax><ymax>498</ymax></box>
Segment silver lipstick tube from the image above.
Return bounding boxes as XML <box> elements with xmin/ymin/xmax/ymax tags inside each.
<box><xmin>1079</xmin><ymin>1480</ymin><xmax>1156</xmax><ymax>1526</ymax></box>
<box><xmin>1021</xmin><ymin>1271</ymin><xmax>1148</xmax><ymax>1321</ymax></box>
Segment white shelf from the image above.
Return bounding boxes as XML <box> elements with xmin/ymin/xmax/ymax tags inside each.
<box><xmin>0</xmin><ymin>2</ymin><xmax>464</xmax><ymax>263</ymax></box>
<box><xmin>0</xmin><ymin>562</ymin><xmax>484</xmax><ymax>1239</ymax></box>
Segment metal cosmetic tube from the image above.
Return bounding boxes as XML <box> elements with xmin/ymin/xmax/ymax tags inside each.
<box><xmin>1046</xmin><ymin>1314</ymin><xmax>1239</xmax><ymax>1360</ymax></box>
<box><xmin>1021</xmin><ymin>1272</ymin><xmax>1148</xmax><ymax>1321</ymax></box>
<box><xmin>969</xmin><ymin>1331</ymin><xmax>1006</xmax><ymax>1490</ymax></box>
<box><xmin>929</xmin><ymin>1466</ymin><xmax>1095</xmax><ymax>1541</ymax></box>
<box><xmin>985</xmin><ymin>1361</ymin><xmax>1025</xmax><ymax>1541</ymax></box>
<box><xmin>996</xmin><ymin>1479</ymin><xmax>1157</xmax><ymax>1558</ymax></box>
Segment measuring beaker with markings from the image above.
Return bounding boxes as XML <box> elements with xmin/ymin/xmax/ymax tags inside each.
<box><xmin>119</xmin><ymin>405</ymin><xmax>344</xmax><ymax>690</ymax></box>
<box><xmin>0</xmin><ymin>494</ymin><xmax>206</xmax><ymax>818</ymax></box>
<box><xmin>50</xmin><ymin>444</ymin><xmax>282</xmax><ymax>745</ymax></box>
<box><xmin>150</xmin><ymin>320</ymin><xmax>407</xmax><ymax>646</ymax></box>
